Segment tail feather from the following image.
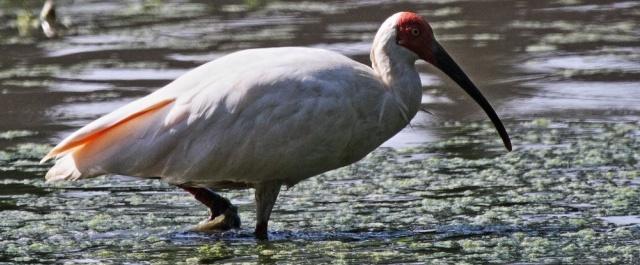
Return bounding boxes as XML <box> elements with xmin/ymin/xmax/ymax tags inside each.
<box><xmin>42</xmin><ymin>96</ymin><xmax>179</xmax><ymax>182</ymax></box>
<box><xmin>41</xmin><ymin>98</ymin><xmax>175</xmax><ymax>163</ymax></box>
<box><xmin>45</xmin><ymin>154</ymin><xmax>83</xmax><ymax>182</ymax></box>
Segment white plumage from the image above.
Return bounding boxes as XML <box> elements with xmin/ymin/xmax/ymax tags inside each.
<box><xmin>43</xmin><ymin>12</ymin><xmax>510</xmax><ymax>238</ymax></box>
<box><xmin>44</xmin><ymin>46</ymin><xmax>418</xmax><ymax>186</ymax></box>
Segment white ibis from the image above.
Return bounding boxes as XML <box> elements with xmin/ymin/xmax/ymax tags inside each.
<box><xmin>42</xmin><ymin>12</ymin><xmax>511</xmax><ymax>239</ymax></box>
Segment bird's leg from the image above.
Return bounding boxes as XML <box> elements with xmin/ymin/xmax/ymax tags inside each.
<box><xmin>253</xmin><ymin>181</ymin><xmax>281</xmax><ymax>240</ymax></box>
<box><xmin>179</xmin><ymin>185</ymin><xmax>241</xmax><ymax>232</ymax></box>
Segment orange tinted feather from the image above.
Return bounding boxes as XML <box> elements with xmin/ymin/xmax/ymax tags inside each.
<box><xmin>42</xmin><ymin>98</ymin><xmax>175</xmax><ymax>162</ymax></box>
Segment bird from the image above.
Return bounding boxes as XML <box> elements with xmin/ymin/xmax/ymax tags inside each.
<box><xmin>42</xmin><ymin>11</ymin><xmax>511</xmax><ymax>239</ymax></box>
<box><xmin>40</xmin><ymin>0</ymin><xmax>59</xmax><ymax>38</ymax></box>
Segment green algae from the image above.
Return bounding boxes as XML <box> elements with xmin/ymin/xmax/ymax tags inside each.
<box><xmin>0</xmin><ymin>0</ymin><xmax>638</xmax><ymax>263</ymax></box>
<box><xmin>0</xmin><ymin>131</ymin><xmax>37</xmax><ymax>140</ymax></box>
<box><xmin>1</xmin><ymin>119</ymin><xmax>639</xmax><ymax>264</ymax></box>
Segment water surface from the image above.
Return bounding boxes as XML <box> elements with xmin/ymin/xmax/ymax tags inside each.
<box><xmin>0</xmin><ymin>0</ymin><xmax>639</xmax><ymax>264</ymax></box>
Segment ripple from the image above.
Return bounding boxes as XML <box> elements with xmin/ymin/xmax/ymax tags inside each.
<box><xmin>599</xmin><ymin>215</ymin><xmax>640</xmax><ymax>226</ymax></box>
<box><xmin>506</xmin><ymin>81</ymin><xmax>640</xmax><ymax>113</ymax></box>
<box><xmin>524</xmin><ymin>54</ymin><xmax>640</xmax><ymax>72</ymax></box>
<box><xmin>56</xmin><ymin>68</ymin><xmax>187</xmax><ymax>82</ymax></box>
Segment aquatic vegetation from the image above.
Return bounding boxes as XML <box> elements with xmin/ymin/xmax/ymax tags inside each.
<box><xmin>0</xmin><ymin>0</ymin><xmax>639</xmax><ymax>263</ymax></box>
<box><xmin>0</xmin><ymin>130</ymin><xmax>38</xmax><ymax>140</ymax></box>
<box><xmin>0</xmin><ymin>120</ymin><xmax>639</xmax><ymax>264</ymax></box>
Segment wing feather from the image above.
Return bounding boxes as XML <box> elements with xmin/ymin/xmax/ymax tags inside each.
<box><xmin>41</xmin><ymin>97</ymin><xmax>175</xmax><ymax>162</ymax></box>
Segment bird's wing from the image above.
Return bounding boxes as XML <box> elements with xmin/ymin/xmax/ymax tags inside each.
<box><xmin>41</xmin><ymin>95</ymin><xmax>176</xmax><ymax>162</ymax></box>
<box><xmin>43</xmin><ymin>47</ymin><xmax>385</xmax><ymax>184</ymax></box>
<box><xmin>40</xmin><ymin>52</ymin><xmax>223</xmax><ymax>164</ymax></box>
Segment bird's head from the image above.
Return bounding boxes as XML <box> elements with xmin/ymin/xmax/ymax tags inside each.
<box><xmin>395</xmin><ymin>12</ymin><xmax>436</xmax><ymax>64</ymax></box>
<box><xmin>387</xmin><ymin>12</ymin><xmax>512</xmax><ymax>152</ymax></box>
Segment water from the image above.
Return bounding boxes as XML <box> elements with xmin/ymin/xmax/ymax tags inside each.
<box><xmin>1</xmin><ymin>0</ymin><xmax>639</xmax><ymax>264</ymax></box>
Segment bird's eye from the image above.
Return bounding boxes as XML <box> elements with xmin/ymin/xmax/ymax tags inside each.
<box><xmin>410</xmin><ymin>28</ymin><xmax>420</xmax><ymax>36</ymax></box>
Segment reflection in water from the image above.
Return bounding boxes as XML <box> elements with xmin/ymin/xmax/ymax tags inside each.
<box><xmin>507</xmin><ymin>81</ymin><xmax>640</xmax><ymax>114</ymax></box>
<box><xmin>0</xmin><ymin>0</ymin><xmax>639</xmax><ymax>263</ymax></box>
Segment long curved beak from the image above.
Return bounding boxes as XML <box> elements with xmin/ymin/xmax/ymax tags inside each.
<box><xmin>431</xmin><ymin>41</ymin><xmax>512</xmax><ymax>151</ymax></box>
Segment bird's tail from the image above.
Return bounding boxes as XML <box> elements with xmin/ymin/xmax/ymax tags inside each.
<box><xmin>44</xmin><ymin>154</ymin><xmax>85</xmax><ymax>182</ymax></box>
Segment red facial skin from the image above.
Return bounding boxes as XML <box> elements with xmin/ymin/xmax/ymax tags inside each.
<box><xmin>395</xmin><ymin>12</ymin><xmax>513</xmax><ymax>152</ymax></box>
<box><xmin>395</xmin><ymin>12</ymin><xmax>436</xmax><ymax>64</ymax></box>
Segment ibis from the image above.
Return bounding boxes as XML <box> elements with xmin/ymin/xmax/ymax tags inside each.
<box><xmin>42</xmin><ymin>12</ymin><xmax>511</xmax><ymax>239</ymax></box>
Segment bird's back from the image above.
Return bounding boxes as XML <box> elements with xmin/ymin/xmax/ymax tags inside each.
<box><xmin>44</xmin><ymin>47</ymin><xmax>401</xmax><ymax>187</ymax></box>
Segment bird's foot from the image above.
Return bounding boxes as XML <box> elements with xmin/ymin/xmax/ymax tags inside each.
<box><xmin>191</xmin><ymin>206</ymin><xmax>241</xmax><ymax>232</ymax></box>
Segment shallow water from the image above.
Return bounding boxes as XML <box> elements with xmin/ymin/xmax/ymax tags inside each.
<box><xmin>0</xmin><ymin>0</ymin><xmax>639</xmax><ymax>264</ymax></box>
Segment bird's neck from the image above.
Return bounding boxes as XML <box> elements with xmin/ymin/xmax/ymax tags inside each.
<box><xmin>370</xmin><ymin>44</ymin><xmax>423</xmax><ymax>125</ymax></box>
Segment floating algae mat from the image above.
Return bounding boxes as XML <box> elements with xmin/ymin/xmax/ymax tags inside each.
<box><xmin>0</xmin><ymin>119</ymin><xmax>639</xmax><ymax>264</ymax></box>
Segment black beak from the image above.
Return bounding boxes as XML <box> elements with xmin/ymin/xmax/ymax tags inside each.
<box><xmin>432</xmin><ymin>42</ymin><xmax>512</xmax><ymax>151</ymax></box>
